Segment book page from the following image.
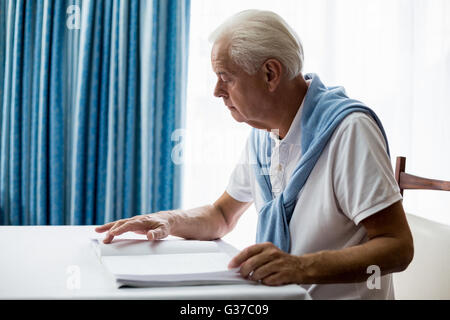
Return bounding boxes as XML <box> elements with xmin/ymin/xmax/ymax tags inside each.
<box><xmin>91</xmin><ymin>238</ymin><xmax>221</xmax><ymax>256</ymax></box>
<box><xmin>102</xmin><ymin>252</ymin><xmax>234</xmax><ymax>277</ymax></box>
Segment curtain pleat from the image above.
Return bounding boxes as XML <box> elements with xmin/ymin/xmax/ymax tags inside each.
<box><xmin>138</xmin><ymin>0</ymin><xmax>157</xmax><ymax>214</ymax></box>
<box><xmin>29</xmin><ymin>0</ymin><xmax>44</xmax><ymax>225</ymax></box>
<box><xmin>152</xmin><ymin>0</ymin><xmax>189</xmax><ymax>212</ymax></box>
<box><xmin>123</xmin><ymin>0</ymin><xmax>140</xmax><ymax>220</ymax></box>
<box><xmin>20</xmin><ymin>0</ymin><xmax>34</xmax><ymax>225</ymax></box>
<box><xmin>95</xmin><ymin>0</ymin><xmax>113</xmax><ymax>225</ymax></box>
<box><xmin>9</xmin><ymin>0</ymin><xmax>24</xmax><ymax>226</ymax></box>
<box><xmin>103</xmin><ymin>0</ymin><xmax>119</xmax><ymax>223</ymax></box>
<box><xmin>0</xmin><ymin>0</ymin><xmax>191</xmax><ymax>225</ymax></box>
<box><xmin>0</xmin><ymin>0</ymin><xmax>6</xmax><ymax>110</ymax></box>
<box><xmin>35</xmin><ymin>0</ymin><xmax>55</xmax><ymax>225</ymax></box>
<box><xmin>1</xmin><ymin>0</ymin><xmax>16</xmax><ymax>225</ymax></box>
<box><xmin>49</xmin><ymin>0</ymin><xmax>65</xmax><ymax>225</ymax></box>
<box><xmin>70</xmin><ymin>0</ymin><xmax>95</xmax><ymax>225</ymax></box>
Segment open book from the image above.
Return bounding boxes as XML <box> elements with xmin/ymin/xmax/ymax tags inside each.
<box><xmin>91</xmin><ymin>238</ymin><xmax>252</xmax><ymax>288</ymax></box>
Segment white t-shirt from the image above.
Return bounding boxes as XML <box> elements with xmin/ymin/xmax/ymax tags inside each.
<box><xmin>226</xmin><ymin>98</ymin><xmax>402</xmax><ymax>299</ymax></box>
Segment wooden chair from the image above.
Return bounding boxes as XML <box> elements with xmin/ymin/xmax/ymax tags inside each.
<box><xmin>393</xmin><ymin>156</ymin><xmax>450</xmax><ymax>299</ymax></box>
<box><xmin>395</xmin><ymin>156</ymin><xmax>450</xmax><ymax>196</ymax></box>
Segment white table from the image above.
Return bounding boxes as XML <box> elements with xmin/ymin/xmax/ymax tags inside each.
<box><xmin>0</xmin><ymin>226</ymin><xmax>310</xmax><ymax>300</ymax></box>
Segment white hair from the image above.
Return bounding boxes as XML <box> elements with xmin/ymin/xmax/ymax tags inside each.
<box><xmin>209</xmin><ymin>10</ymin><xmax>304</xmax><ymax>79</ymax></box>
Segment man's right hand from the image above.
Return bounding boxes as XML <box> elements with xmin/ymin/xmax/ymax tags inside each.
<box><xmin>94</xmin><ymin>212</ymin><xmax>173</xmax><ymax>244</ymax></box>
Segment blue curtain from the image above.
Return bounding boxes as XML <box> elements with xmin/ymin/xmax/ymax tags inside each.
<box><xmin>0</xmin><ymin>0</ymin><xmax>191</xmax><ymax>225</ymax></box>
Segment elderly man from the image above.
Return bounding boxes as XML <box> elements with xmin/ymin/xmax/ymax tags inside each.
<box><xmin>96</xmin><ymin>10</ymin><xmax>413</xmax><ymax>299</ymax></box>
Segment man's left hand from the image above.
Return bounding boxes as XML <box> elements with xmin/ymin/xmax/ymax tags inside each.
<box><xmin>228</xmin><ymin>242</ymin><xmax>307</xmax><ymax>286</ymax></box>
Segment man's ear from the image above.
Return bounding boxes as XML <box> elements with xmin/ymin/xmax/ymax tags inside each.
<box><xmin>262</xmin><ymin>59</ymin><xmax>283</xmax><ymax>92</ymax></box>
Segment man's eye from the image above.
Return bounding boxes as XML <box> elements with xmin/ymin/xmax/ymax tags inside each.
<box><xmin>220</xmin><ymin>75</ymin><xmax>231</xmax><ymax>82</ymax></box>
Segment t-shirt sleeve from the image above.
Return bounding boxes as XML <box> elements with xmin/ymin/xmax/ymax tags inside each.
<box><xmin>332</xmin><ymin>113</ymin><xmax>403</xmax><ymax>225</ymax></box>
<box><xmin>225</xmin><ymin>137</ymin><xmax>254</xmax><ymax>203</ymax></box>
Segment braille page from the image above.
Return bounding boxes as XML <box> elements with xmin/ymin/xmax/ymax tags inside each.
<box><xmin>91</xmin><ymin>238</ymin><xmax>221</xmax><ymax>256</ymax></box>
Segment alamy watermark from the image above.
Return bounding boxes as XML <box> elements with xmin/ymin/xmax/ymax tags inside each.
<box><xmin>170</xmin><ymin>127</ymin><xmax>280</xmax><ymax>173</ymax></box>
<box><xmin>66</xmin><ymin>5</ymin><xmax>81</xmax><ymax>30</ymax></box>
<box><xmin>366</xmin><ymin>265</ymin><xmax>381</xmax><ymax>290</ymax></box>
<box><xmin>66</xmin><ymin>265</ymin><xmax>81</xmax><ymax>290</ymax></box>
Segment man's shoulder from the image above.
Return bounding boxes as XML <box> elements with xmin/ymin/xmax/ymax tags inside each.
<box><xmin>341</xmin><ymin>110</ymin><xmax>376</xmax><ymax>125</ymax></box>
<box><xmin>333</xmin><ymin>111</ymin><xmax>382</xmax><ymax>138</ymax></box>
<box><xmin>325</xmin><ymin>111</ymin><xmax>389</xmax><ymax>161</ymax></box>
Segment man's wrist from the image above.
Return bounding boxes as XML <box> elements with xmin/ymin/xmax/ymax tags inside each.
<box><xmin>165</xmin><ymin>209</ymin><xmax>181</xmax><ymax>236</ymax></box>
<box><xmin>295</xmin><ymin>252</ymin><xmax>320</xmax><ymax>284</ymax></box>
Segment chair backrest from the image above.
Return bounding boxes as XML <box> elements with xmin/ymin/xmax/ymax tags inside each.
<box><xmin>393</xmin><ymin>156</ymin><xmax>450</xmax><ymax>299</ymax></box>
<box><xmin>395</xmin><ymin>156</ymin><xmax>450</xmax><ymax>196</ymax></box>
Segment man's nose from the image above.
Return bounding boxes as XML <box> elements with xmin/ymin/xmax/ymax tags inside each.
<box><xmin>214</xmin><ymin>82</ymin><xmax>227</xmax><ymax>98</ymax></box>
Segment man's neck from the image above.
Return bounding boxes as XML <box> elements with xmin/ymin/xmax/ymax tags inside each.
<box><xmin>269</xmin><ymin>75</ymin><xmax>309</xmax><ymax>139</ymax></box>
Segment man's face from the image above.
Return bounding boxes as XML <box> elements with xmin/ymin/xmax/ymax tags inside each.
<box><xmin>211</xmin><ymin>39</ymin><xmax>269</xmax><ymax>128</ymax></box>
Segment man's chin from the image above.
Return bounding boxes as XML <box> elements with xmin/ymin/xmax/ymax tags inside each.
<box><xmin>230</xmin><ymin>117</ymin><xmax>265</xmax><ymax>131</ymax></box>
<box><xmin>230</xmin><ymin>111</ymin><xmax>246</xmax><ymax>123</ymax></box>
<box><xmin>229</xmin><ymin>111</ymin><xmax>262</xmax><ymax>128</ymax></box>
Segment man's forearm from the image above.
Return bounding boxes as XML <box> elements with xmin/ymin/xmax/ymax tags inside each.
<box><xmin>167</xmin><ymin>205</ymin><xmax>230</xmax><ymax>240</ymax></box>
<box><xmin>298</xmin><ymin>236</ymin><xmax>413</xmax><ymax>284</ymax></box>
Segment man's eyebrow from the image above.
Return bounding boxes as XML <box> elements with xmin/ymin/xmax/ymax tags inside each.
<box><xmin>216</xmin><ymin>71</ymin><xmax>234</xmax><ymax>76</ymax></box>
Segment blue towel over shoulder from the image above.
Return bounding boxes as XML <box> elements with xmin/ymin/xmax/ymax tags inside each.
<box><xmin>251</xmin><ymin>73</ymin><xmax>390</xmax><ymax>252</ymax></box>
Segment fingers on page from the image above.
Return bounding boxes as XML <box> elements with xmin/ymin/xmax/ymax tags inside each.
<box><xmin>110</xmin><ymin>221</ymin><xmax>137</xmax><ymax>236</ymax></box>
<box><xmin>103</xmin><ymin>233</ymin><xmax>114</xmax><ymax>244</ymax></box>
<box><xmin>95</xmin><ymin>222</ymin><xmax>115</xmax><ymax>232</ymax></box>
